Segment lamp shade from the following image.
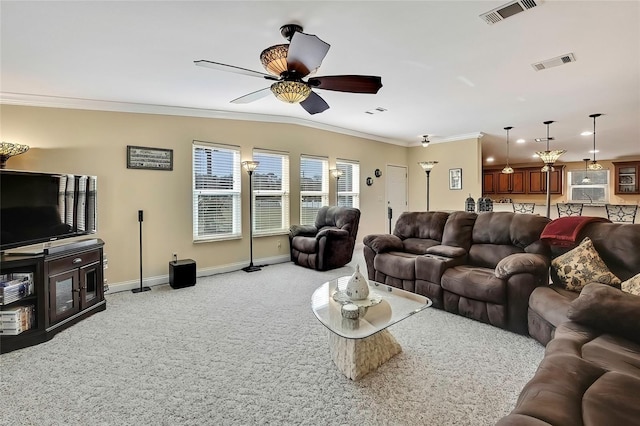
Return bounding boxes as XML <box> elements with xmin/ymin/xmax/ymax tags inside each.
<box><xmin>260</xmin><ymin>44</ymin><xmax>289</xmax><ymax>76</ymax></box>
<box><xmin>0</xmin><ymin>142</ymin><xmax>30</xmax><ymax>168</ymax></box>
<box><xmin>588</xmin><ymin>161</ymin><xmax>603</xmax><ymax>171</ymax></box>
<box><xmin>501</xmin><ymin>166</ymin><xmax>514</xmax><ymax>174</ymax></box>
<box><xmin>270</xmin><ymin>81</ymin><xmax>311</xmax><ymax>103</ymax></box>
<box><xmin>329</xmin><ymin>168</ymin><xmax>343</xmax><ymax>178</ymax></box>
<box><xmin>242</xmin><ymin>160</ymin><xmax>260</xmax><ymax>173</ymax></box>
<box><xmin>418</xmin><ymin>161</ymin><xmax>438</xmax><ymax>172</ymax></box>
<box><xmin>535</xmin><ymin>149</ymin><xmax>566</xmax><ymax>165</ymax></box>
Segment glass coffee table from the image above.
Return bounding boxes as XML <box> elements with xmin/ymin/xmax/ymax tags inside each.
<box><xmin>311</xmin><ymin>276</ymin><xmax>431</xmax><ymax>380</ymax></box>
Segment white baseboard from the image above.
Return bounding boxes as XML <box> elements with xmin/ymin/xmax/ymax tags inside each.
<box><xmin>105</xmin><ymin>254</ymin><xmax>291</xmax><ymax>294</ymax></box>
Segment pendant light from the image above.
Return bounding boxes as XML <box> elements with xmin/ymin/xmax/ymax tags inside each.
<box><xmin>421</xmin><ymin>135</ymin><xmax>430</xmax><ymax>148</ymax></box>
<box><xmin>581</xmin><ymin>158</ymin><xmax>591</xmax><ymax>183</ymax></box>
<box><xmin>535</xmin><ymin>120</ymin><xmax>565</xmax><ymax>218</ymax></box>
<box><xmin>501</xmin><ymin>126</ymin><xmax>514</xmax><ymax>174</ymax></box>
<box><xmin>588</xmin><ymin>113</ymin><xmax>603</xmax><ymax>170</ymax></box>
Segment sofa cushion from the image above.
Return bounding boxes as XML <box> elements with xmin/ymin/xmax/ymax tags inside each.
<box><xmin>441</xmin><ymin>265</ymin><xmax>505</xmax><ymax>304</ymax></box>
<box><xmin>528</xmin><ymin>286</ymin><xmax>579</xmax><ymax>328</ymax></box>
<box><xmin>402</xmin><ymin>238</ymin><xmax>440</xmax><ymax>255</ymax></box>
<box><xmin>551</xmin><ymin>237</ymin><xmax>621</xmax><ymax>292</ymax></box>
<box><xmin>567</xmin><ymin>283</ymin><xmax>640</xmax><ymax>345</ymax></box>
<box><xmin>374</xmin><ymin>251</ymin><xmax>417</xmax><ymax>280</ymax></box>
<box><xmin>622</xmin><ymin>272</ymin><xmax>640</xmax><ymax>296</ymax></box>
<box><xmin>290</xmin><ymin>236</ymin><xmax>317</xmax><ymax>253</ymax></box>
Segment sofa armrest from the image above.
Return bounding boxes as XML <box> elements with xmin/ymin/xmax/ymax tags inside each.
<box><xmin>426</xmin><ymin>245</ymin><xmax>466</xmax><ymax>258</ymax></box>
<box><xmin>495</xmin><ymin>253</ymin><xmax>549</xmax><ymax>280</ymax></box>
<box><xmin>362</xmin><ymin>234</ymin><xmax>403</xmax><ymax>253</ymax></box>
<box><xmin>567</xmin><ymin>283</ymin><xmax>640</xmax><ymax>344</ymax></box>
<box><xmin>316</xmin><ymin>227</ymin><xmax>349</xmax><ymax>240</ymax></box>
<box><xmin>289</xmin><ymin>224</ymin><xmax>318</xmax><ymax>238</ymax></box>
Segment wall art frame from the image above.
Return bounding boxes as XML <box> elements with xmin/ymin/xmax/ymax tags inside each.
<box><xmin>127</xmin><ymin>145</ymin><xmax>173</xmax><ymax>171</ymax></box>
<box><xmin>449</xmin><ymin>168</ymin><xmax>462</xmax><ymax>190</ymax></box>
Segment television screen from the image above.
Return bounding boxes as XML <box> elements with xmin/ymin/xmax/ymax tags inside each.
<box><xmin>0</xmin><ymin>170</ymin><xmax>97</xmax><ymax>251</ymax></box>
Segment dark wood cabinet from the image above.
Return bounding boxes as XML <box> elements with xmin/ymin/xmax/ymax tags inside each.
<box><xmin>526</xmin><ymin>167</ymin><xmax>563</xmax><ymax>194</ymax></box>
<box><xmin>613</xmin><ymin>161</ymin><xmax>640</xmax><ymax>194</ymax></box>
<box><xmin>483</xmin><ymin>168</ymin><xmax>536</xmax><ymax>195</ymax></box>
<box><xmin>1</xmin><ymin>239</ymin><xmax>105</xmax><ymax>354</ymax></box>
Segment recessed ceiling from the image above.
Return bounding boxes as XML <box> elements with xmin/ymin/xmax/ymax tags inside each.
<box><xmin>1</xmin><ymin>1</ymin><xmax>638</xmax><ymax>165</ymax></box>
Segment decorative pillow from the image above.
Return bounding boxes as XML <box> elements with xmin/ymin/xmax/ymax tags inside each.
<box><xmin>621</xmin><ymin>272</ymin><xmax>640</xmax><ymax>296</ymax></box>
<box><xmin>568</xmin><ymin>283</ymin><xmax>640</xmax><ymax>345</ymax></box>
<box><xmin>551</xmin><ymin>237</ymin><xmax>621</xmax><ymax>292</ymax></box>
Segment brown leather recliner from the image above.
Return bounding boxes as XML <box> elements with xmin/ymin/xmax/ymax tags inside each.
<box><xmin>289</xmin><ymin>206</ymin><xmax>360</xmax><ymax>271</ymax></box>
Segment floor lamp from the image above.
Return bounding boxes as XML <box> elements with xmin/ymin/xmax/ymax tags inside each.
<box><xmin>418</xmin><ymin>161</ymin><xmax>438</xmax><ymax>211</ymax></box>
<box><xmin>242</xmin><ymin>160</ymin><xmax>261</xmax><ymax>273</ymax></box>
<box><xmin>330</xmin><ymin>168</ymin><xmax>343</xmax><ymax>206</ymax></box>
<box><xmin>535</xmin><ymin>121</ymin><xmax>565</xmax><ymax>218</ymax></box>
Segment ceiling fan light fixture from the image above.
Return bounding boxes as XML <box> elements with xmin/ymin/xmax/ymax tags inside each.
<box><xmin>270</xmin><ymin>81</ymin><xmax>311</xmax><ymax>103</ymax></box>
<box><xmin>421</xmin><ymin>135</ymin><xmax>430</xmax><ymax>148</ymax></box>
<box><xmin>260</xmin><ymin>44</ymin><xmax>289</xmax><ymax>76</ymax></box>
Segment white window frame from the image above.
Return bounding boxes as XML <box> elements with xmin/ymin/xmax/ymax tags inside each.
<box><xmin>336</xmin><ymin>159</ymin><xmax>360</xmax><ymax>209</ymax></box>
<box><xmin>252</xmin><ymin>149</ymin><xmax>290</xmax><ymax>236</ymax></box>
<box><xmin>300</xmin><ymin>155</ymin><xmax>329</xmax><ymax>225</ymax></box>
<box><xmin>567</xmin><ymin>168</ymin><xmax>610</xmax><ymax>204</ymax></box>
<box><xmin>192</xmin><ymin>141</ymin><xmax>242</xmax><ymax>242</ymax></box>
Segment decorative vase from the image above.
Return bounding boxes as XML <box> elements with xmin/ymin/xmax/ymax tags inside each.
<box><xmin>345</xmin><ymin>265</ymin><xmax>369</xmax><ymax>300</ymax></box>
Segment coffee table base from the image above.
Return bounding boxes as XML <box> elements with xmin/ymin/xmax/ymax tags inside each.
<box><xmin>328</xmin><ymin>329</ymin><xmax>402</xmax><ymax>380</ymax></box>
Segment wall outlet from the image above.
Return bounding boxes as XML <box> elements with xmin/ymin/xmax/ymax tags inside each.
<box><xmin>277</xmin><ymin>240</ymin><xmax>282</xmax><ymax>249</ymax></box>
<box><xmin>172</xmin><ymin>253</ymin><xmax>178</xmax><ymax>262</ymax></box>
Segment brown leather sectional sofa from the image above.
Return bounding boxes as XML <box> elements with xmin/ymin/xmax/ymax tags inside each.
<box><xmin>363</xmin><ymin>214</ymin><xmax>640</xmax><ymax>425</ymax></box>
<box><xmin>498</xmin><ymin>221</ymin><xmax>640</xmax><ymax>425</ymax></box>
<box><xmin>363</xmin><ymin>211</ymin><xmax>551</xmax><ymax>334</ymax></box>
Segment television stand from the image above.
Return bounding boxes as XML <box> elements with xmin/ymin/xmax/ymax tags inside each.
<box><xmin>0</xmin><ymin>239</ymin><xmax>106</xmax><ymax>354</ymax></box>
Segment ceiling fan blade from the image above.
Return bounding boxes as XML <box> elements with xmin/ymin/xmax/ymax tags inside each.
<box><xmin>300</xmin><ymin>91</ymin><xmax>330</xmax><ymax>115</ymax></box>
<box><xmin>230</xmin><ymin>87</ymin><xmax>272</xmax><ymax>104</ymax></box>
<box><xmin>194</xmin><ymin>60</ymin><xmax>279</xmax><ymax>81</ymax></box>
<box><xmin>286</xmin><ymin>32</ymin><xmax>330</xmax><ymax>77</ymax></box>
<box><xmin>308</xmin><ymin>75</ymin><xmax>383</xmax><ymax>93</ymax></box>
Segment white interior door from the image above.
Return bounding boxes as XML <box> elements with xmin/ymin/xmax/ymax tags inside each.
<box><xmin>386</xmin><ymin>165</ymin><xmax>408</xmax><ymax>233</ymax></box>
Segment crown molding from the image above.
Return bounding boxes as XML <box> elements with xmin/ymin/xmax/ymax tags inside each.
<box><xmin>1</xmin><ymin>92</ymin><xmax>409</xmax><ymax>146</ymax></box>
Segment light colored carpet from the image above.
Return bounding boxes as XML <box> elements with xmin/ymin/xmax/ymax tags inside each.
<box><xmin>0</xmin><ymin>252</ymin><xmax>544</xmax><ymax>426</ymax></box>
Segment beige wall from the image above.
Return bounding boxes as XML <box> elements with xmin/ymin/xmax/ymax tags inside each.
<box><xmin>1</xmin><ymin>105</ymin><xmax>419</xmax><ymax>287</ymax></box>
<box><xmin>408</xmin><ymin>137</ymin><xmax>483</xmax><ymax>211</ymax></box>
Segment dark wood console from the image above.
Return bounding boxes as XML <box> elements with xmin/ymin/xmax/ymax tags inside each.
<box><xmin>0</xmin><ymin>239</ymin><xmax>106</xmax><ymax>354</ymax></box>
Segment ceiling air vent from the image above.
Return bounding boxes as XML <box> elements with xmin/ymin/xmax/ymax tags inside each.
<box><xmin>480</xmin><ymin>0</ymin><xmax>542</xmax><ymax>25</ymax></box>
<box><xmin>531</xmin><ymin>53</ymin><xmax>576</xmax><ymax>71</ymax></box>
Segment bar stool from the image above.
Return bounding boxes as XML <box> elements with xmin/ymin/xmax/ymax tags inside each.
<box><xmin>605</xmin><ymin>204</ymin><xmax>638</xmax><ymax>223</ymax></box>
<box><xmin>557</xmin><ymin>203</ymin><xmax>583</xmax><ymax>217</ymax></box>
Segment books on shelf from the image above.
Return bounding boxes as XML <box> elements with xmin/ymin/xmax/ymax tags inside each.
<box><xmin>0</xmin><ymin>273</ymin><xmax>34</xmax><ymax>305</ymax></box>
<box><xmin>0</xmin><ymin>304</ymin><xmax>36</xmax><ymax>335</ymax></box>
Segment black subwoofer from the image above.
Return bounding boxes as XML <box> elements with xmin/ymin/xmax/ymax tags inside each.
<box><xmin>169</xmin><ymin>259</ymin><xmax>196</xmax><ymax>289</ymax></box>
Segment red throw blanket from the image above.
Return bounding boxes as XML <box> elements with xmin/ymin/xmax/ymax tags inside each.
<box><xmin>541</xmin><ymin>216</ymin><xmax>611</xmax><ymax>247</ymax></box>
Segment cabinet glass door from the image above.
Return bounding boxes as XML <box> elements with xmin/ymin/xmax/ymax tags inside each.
<box><xmin>80</xmin><ymin>262</ymin><xmax>101</xmax><ymax>309</ymax></box>
<box><xmin>49</xmin><ymin>270</ymin><xmax>80</xmax><ymax>324</ymax></box>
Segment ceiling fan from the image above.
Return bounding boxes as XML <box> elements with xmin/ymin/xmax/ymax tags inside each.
<box><xmin>194</xmin><ymin>24</ymin><xmax>383</xmax><ymax>115</ymax></box>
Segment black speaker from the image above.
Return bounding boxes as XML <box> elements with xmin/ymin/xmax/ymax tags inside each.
<box><xmin>169</xmin><ymin>259</ymin><xmax>196</xmax><ymax>289</ymax></box>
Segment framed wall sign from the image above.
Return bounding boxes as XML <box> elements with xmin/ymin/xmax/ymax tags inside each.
<box><xmin>127</xmin><ymin>146</ymin><xmax>173</xmax><ymax>171</ymax></box>
<box><xmin>449</xmin><ymin>168</ymin><xmax>462</xmax><ymax>190</ymax></box>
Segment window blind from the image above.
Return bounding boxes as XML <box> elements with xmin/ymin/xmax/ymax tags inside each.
<box><xmin>336</xmin><ymin>160</ymin><xmax>360</xmax><ymax>208</ymax></box>
<box><xmin>253</xmin><ymin>150</ymin><xmax>290</xmax><ymax>235</ymax></box>
<box><xmin>300</xmin><ymin>155</ymin><xmax>329</xmax><ymax>225</ymax></box>
<box><xmin>192</xmin><ymin>141</ymin><xmax>242</xmax><ymax>241</ymax></box>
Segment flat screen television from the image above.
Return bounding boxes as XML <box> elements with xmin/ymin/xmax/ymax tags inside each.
<box><xmin>0</xmin><ymin>170</ymin><xmax>97</xmax><ymax>252</ymax></box>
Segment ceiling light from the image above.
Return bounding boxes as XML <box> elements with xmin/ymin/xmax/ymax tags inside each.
<box><xmin>535</xmin><ymin>120</ymin><xmax>565</xmax><ymax>169</ymax></box>
<box><xmin>589</xmin><ymin>149</ymin><xmax>600</xmax><ymax>154</ymax></box>
<box><xmin>581</xmin><ymin>131</ymin><xmax>593</xmax><ymax>136</ymax></box>
<box><xmin>532</xmin><ymin>154</ymin><xmax>539</xmax><ymax>158</ymax></box>
<box><xmin>501</xmin><ymin>126</ymin><xmax>514</xmax><ymax>174</ymax></box>
<box><xmin>486</xmin><ymin>157</ymin><xmax>494</xmax><ymax>162</ymax></box>
<box><xmin>421</xmin><ymin>135</ymin><xmax>430</xmax><ymax>148</ymax></box>
<box><xmin>516</xmin><ymin>139</ymin><xmax>525</xmax><ymax>144</ymax></box>
<box><xmin>260</xmin><ymin>44</ymin><xmax>289</xmax><ymax>76</ymax></box>
<box><xmin>588</xmin><ymin>113</ymin><xmax>603</xmax><ymax>170</ymax></box>
<box><xmin>581</xmin><ymin>158</ymin><xmax>591</xmax><ymax>183</ymax></box>
<box><xmin>0</xmin><ymin>142</ymin><xmax>30</xmax><ymax>168</ymax></box>
<box><xmin>270</xmin><ymin>81</ymin><xmax>311</xmax><ymax>103</ymax></box>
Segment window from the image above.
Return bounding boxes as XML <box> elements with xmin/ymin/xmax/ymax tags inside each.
<box><xmin>567</xmin><ymin>169</ymin><xmax>610</xmax><ymax>203</ymax></box>
<box><xmin>336</xmin><ymin>160</ymin><xmax>360</xmax><ymax>208</ymax></box>
<box><xmin>300</xmin><ymin>156</ymin><xmax>329</xmax><ymax>225</ymax></box>
<box><xmin>192</xmin><ymin>141</ymin><xmax>242</xmax><ymax>241</ymax></box>
<box><xmin>253</xmin><ymin>150</ymin><xmax>290</xmax><ymax>236</ymax></box>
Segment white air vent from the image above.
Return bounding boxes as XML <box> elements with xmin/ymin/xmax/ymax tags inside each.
<box><xmin>532</xmin><ymin>53</ymin><xmax>576</xmax><ymax>71</ymax></box>
<box><xmin>365</xmin><ymin>107</ymin><xmax>387</xmax><ymax>115</ymax></box>
<box><xmin>480</xmin><ymin>0</ymin><xmax>541</xmax><ymax>25</ymax></box>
